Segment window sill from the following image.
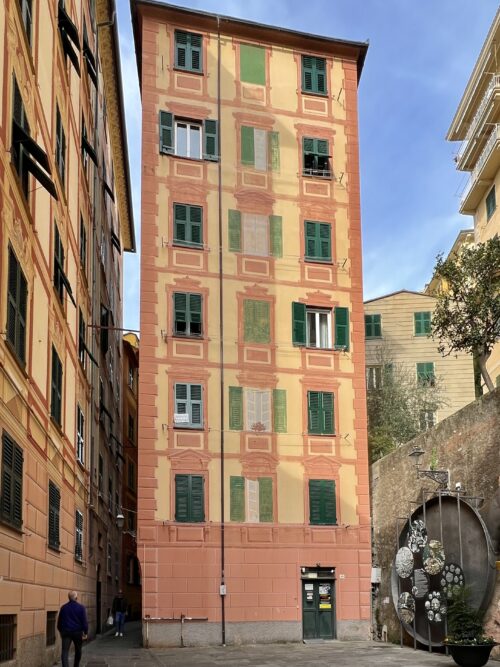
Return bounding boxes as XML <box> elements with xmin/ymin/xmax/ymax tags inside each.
<box><xmin>50</xmin><ymin>416</ymin><xmax>64</xmax><ymax>435</ymax></box>
<box><xmin>4</xmin><ymin>340</ymin><xmax>28</xmax><ymax>378</ymax></box>
<box><xmin>173</xmin><ymin>66</ymin><xmax>204</xmax><ymax>76</ymax></box>
<box><xmin>48</xmin><ymin>544</ymin><xmax>61</xmax><ymax>553</ymax></box>
<box><xmin>307</xmin><ymin>432</ymin><xmax>336</xmax><ymax>437</ymax></box>
<box><xmin>304</xmin><ymin>258</ymin><xmax>333</xmax><ymax>265</ymax></box>
<box><xmin>365</xmin><ymin>336</ymin><xmax>383</xmax><ymax>340</ymax></box>
<box><xmin>302</xmin><ymin>171</ymin><xmax>332</xmax><ymax>180</ymax></box>
<box><xmin>173</xmin><ymin>241</ymin><xmax>204</xmax><ymax>251</ymax></box>
<box><xmin>172</xmin><ymin>334</ymin><xmax>204</xmax><ymax>341</ymax></box>
<box><xmin>309</xmin><ymin>523</ymin><xmax>338</xmax><ymax>527</ymax></box>
<box><xmin>0</xmin><ymin>518</ymin><xmax>24</xmax><ymax>536</ymax></box>
<box><xmin>301</xmin><ymin>90</ymin><xmax>328</xmax><ymax>98</ymax></box>
<box><xmin>173</xmin><ymin>426</ymin><xmax>205</xmax><ymax>431</ymax></box>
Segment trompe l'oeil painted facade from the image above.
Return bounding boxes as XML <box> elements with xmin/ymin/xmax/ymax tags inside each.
<box><xmin>133</xmin><ymin>0</ymin><xmax>371</xmax><ymax>645</ymax></box>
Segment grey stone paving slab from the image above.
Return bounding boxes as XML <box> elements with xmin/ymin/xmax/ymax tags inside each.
<box><xmin>76</xmin><ymin>622</ymin><xmax>496</xmax><ymax>667</ymax></box>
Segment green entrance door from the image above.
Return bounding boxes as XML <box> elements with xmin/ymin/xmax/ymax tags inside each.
<box><xmin>302</xmin><ymin>579</ymin><xmax>335</xmax><ymax>639</ymax></box>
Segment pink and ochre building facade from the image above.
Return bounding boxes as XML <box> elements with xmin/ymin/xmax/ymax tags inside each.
<box><xmin>132</xmin><ymin>0</ymin><xmax>371</xmax><ymax>645</ymax></box>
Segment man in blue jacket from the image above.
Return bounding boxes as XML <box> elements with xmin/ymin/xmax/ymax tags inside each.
<box><xmin>57</xmin><ymin>591</ymin><xmax>88</xmax><ymax>667</ymax></box>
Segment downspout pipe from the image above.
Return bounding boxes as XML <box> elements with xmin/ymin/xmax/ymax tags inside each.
<box><xmin>216</xmin><ymin>15</ymin><xmax>226</xmax><ymax>648</ymax></box>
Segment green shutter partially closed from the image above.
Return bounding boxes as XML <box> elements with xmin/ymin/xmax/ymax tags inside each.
<box><xmin>159</xmin><ymin>111</ymin><xmax>173</xmax><ymax>154</ymax></box>
<box><xmin>308</xmin><ymin>391</ymin><xmax>321</xmax><ymax>434</ymax></box>
<box><xmin>204</xmin><ymin>119</ymin><xmax>219</xmax><ymax>161</ymax></box>
<box><xmin>240</xmin><ymin>44</ymin><xmax>266</xmax><ymax>85</ymax></box>
<box><xmin>334</xmin><ymin>307</ymin><xmax>349</xmax><ymax>350</ymax></box>
<box><xmin>292</xmin><ymin>302</ymin><xmax>306</xmax><ymax>346</ymax></box>
<box><xmin>190</xmin><ymin>475</ymin><xmax>205</xmax><ymax>522</ymax></box>
<box><xmin>175</xmin><ymin>474</ymin><xmax>189</xmax><ymax>522</ymax></box>
<box><xmin>322</xmin><ymin>392</ymin><xmax>334</xmax><ymax>435</ymax></box>
<box><xmin>259</xmin><ymin>477</ymin><xmax>273</xmax><ymax>522</ymax></box>
<box><xmin>270</xmin><ymin>215</ymin><xmax>282</xmax><ymax>258</ymax></box>
<box><xmin>309</xmin><ymin>479</ymin><xmax>336</xmax><ymax>525</ymax></box>
<box><xmin>241</xmin><ymin>126</ymin><xmax>255</xmax><ymax>166</ymax></box>
<box><xmin>229</xmin><ymin>386</ymin><xmax>243</xmax><ymax>430</ymax></box>
<box><xmin>228</xmin><ymin>210</ymin><xmax>241</xmax><ymax>252</ymax></box>
<box><xmin>230</xmin><ymin>476</ymin><xmax>245</xmax><ymax>521</ymax></box>
<box><xmin>273</xmin><ymin>389</ymin><xmax>287</xmax><ymax>433</ymax></box>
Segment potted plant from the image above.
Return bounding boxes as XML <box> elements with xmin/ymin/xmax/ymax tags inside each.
<box><xmin>444</xmin><ymin>587</ymin><xmax>496</xmax><ymax>667</ymax></box>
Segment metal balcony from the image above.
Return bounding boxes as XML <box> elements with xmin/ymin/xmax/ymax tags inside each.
<box><xmin>456</xmin><ymin>74</ymin><xmax>500</xmax><ymax>170</ymax></box>
<box><xmin>460</xmin><ymin>123</ymin><xmax>500</xmax><ymax>214</ymax></box>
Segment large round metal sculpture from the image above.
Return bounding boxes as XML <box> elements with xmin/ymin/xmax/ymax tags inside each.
<box><xmin>392</xmin><ymin>495</ymin><xmax>496</xmax><ymax>647</ymax></box>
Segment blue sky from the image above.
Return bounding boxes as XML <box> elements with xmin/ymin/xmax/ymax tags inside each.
<box><xmin>117</xmin><ymin>1</ymin><xmax>499</xmax><ymax>333</ymax></box>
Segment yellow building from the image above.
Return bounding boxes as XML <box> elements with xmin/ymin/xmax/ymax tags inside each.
<box><xmin>0</xmin><ymin>0</ymin><xmax>134</xmax><ymax>663</ymax></box>
<box><xmin>364</xmin><ymin>290</ymin><xmax>476</xmax><ymax>425</ymax></box>
<box><xmin>133</xmin><ymin>0</ymin><xmax>371</xmax><ymax>646</ymax></box>
<box><xmin>447</xmin><ymin>7</ymin><xmax>500</xmax><ymax>384</ymax></box>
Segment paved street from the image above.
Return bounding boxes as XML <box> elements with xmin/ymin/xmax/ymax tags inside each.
<box><xmin>73</xmin><ymin>621</ymin><xmax>492</xmax><ymax>667</ymax></box>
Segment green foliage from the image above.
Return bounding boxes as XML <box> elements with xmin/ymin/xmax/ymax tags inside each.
<box><xmin>367</xmin><ymin>345</ymin><xmax>446</xmax><ymax>463</ymax></box>
<box><xmin>431</xmin><ymin>236</ymin><xmax>500</xmax><ymax>391</ymax></box>
<box><xmin>446</xmin><ymin>587</ymin><xmax>494</xmax><ymax>645</ymax></box>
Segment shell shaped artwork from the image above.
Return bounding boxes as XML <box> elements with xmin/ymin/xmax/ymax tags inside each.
<box><xmin>407</xmin><ymin>519</ymin><xmax>428</xmax><ymax>553</ymax></box>
<box><xmin>411</xmin><ymin>568</ymin><xmax>430</xmax><ymax>599</ymax></box>
<box><xmin>397</xmin><ymin>592</ymin><xmax>416</xmax><ymax>624</ymax></box>
<box><xmin>440</xmin><ymin>563</ymin><xmax>465</xmax><ymax>599</ymax></box>
<box><xmin>395</xmin><ymin>546</ymin><xmax>414</xmax><ymax>579</ymax></box>
<box><xmin>423</xmin><ymin>540</ymin><xmax>445</xmax><ymax>575</ymax></box>
<box><xmin>424</xmin><ymin>590</ymin><xmax>447</xmax><ymax>623</ymax></box>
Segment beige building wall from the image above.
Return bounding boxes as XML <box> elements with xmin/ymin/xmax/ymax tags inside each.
<box><xmin>0</xmin><ymin>1</ymin><xmax>134</xmax><ymax>664</ymax></box>
<box><xmin>364</xmin><ymin>290</ymin><xmax>476</xmax><ymax>423</ymax></box>
<box><xmin>447</xmin><ymin>8</ymin><xmax>500</xmax><ymax>385</ymax></box>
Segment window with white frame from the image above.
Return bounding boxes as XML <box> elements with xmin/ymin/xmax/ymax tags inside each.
<box><xmin>76</xmin><ymin>405</ymin><xmax>85</xmax><ymax>464</ymax></box>
<box><xmin>366</xmin><ymin>366</ymin><xmax>382</xmax><ymax>391</ymax></box>
<box><xmin>175</xmin><ymin>121</ymin><xmax>202</xmax><ymax>159</ymax></box>
<box><xmin>75</xmin><ymin>510</ymin><xmax>83</xmax><ymax>561</ymax></box>
<box><xmin>306</xmin><ymin>308</ymin><xmax>331</xmax><ymax>349</ymax></box>
<box><xmin>245</xmin><ymin>389</ymin><xmax>271</xmax><ymax>432</ymax></box>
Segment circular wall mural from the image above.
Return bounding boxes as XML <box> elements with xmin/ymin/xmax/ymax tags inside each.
<box><xmin>441</xmin><ymin>563</ymin><xmax>465</xmax><ymax>599</ymax></box>
<box><xmin>407</xmin><ymin>519</ymin><xmax>428</xmax><ymax>553</ymax></box>
<box><xmin>425</xmin><ymin>591</ymin><xmax>447</xmax><ymax>623</ymax></box>
<box><xmin>395</xmin><ymin>546</ymin><xmax>414</xmax><ymax>578</ymax></box>
<box><xmin>397</xmin><ymin>592</ymin><xmax>416</xmax><ymax>624</ymax></box>
<box><xmin>423</xmin><ymin>540</ymin><xmax>445</xmax><ymax>575</ymax></box>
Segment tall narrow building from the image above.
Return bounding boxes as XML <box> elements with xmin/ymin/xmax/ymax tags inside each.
<box><xmin>447</xmin><ymin>8</ymin><xmax>500</xmax><ymax>386</ymax></box>
<box><xmin>0</xmin><ymin>1</ymin><xmax>134</xmax><ymax>663</ymax></box>
<box><xmin>133</xmin><ymin>1</ymin><xmax>370</xmax><ymax>645</ymax></box>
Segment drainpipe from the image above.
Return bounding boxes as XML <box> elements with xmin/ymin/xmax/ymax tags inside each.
<box><xmin>216</xmin><ymin>15</ymin><xmax>226</xmax><ymax>648</ymax></box>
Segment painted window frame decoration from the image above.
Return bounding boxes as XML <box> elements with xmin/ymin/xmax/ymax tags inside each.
<box><xmin>159</xmin><ymin>111</ymin><xmax>219</xmax><ymax>161</ymax></box>
<box><xmin>174</xmin><ymin>30</ymin><xmax>203</xmax><ymax>73</ymax></box>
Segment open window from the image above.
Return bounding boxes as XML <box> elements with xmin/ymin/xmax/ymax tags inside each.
<box><xmin>58</xmin><ymin>0</ymin><xmax>81</xmax><ymax>75</ymax></box>
<box><xmin>159</xmin><ymin>111</ymin><xmax>219</xmax><ymax>161</ymax></box>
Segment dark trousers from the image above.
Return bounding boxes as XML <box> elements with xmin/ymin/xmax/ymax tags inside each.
<box><xmin>60</xmin><ymin>631</ymin><xmax>83</xmax><ymax>667</ymax></box>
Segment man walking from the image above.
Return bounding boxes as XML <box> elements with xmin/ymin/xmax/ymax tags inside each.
<box><xmin>111</xmin><ymin>590</ymin><xmax>128</xmax><ymax>637</ymax></box>
<box><xmin>57</xmin><ymin>591</ymin><xmax>88</xmax><ymax>667</ymax></box>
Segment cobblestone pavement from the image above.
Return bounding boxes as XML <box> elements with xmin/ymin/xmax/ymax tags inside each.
<box><xmin>75</xmin><ymin>622</ymin><xmax>493</xmax><ymax>667</ymax></box>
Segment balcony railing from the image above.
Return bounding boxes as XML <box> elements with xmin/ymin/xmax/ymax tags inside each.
<box><xmin>456</xmin><ymin>74</ymin><xmax>500</xmax><ymax>163</ymax></box>
<box><xmin>460</xmin><ymin>123</ymin><xmax>500</xmax><ymax>207</ymax></box>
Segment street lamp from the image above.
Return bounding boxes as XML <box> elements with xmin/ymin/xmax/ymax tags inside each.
<box><xmin>116</xmin><ymin>508</ymin><xmax>137</xmax><ymax>538</ymax></box>
<box><xmin>408</xmin><ymin>445</ymin><xmax>450</xmax><ymax>489</ymax></box>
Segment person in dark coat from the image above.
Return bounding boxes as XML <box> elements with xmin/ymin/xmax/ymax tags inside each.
<box><xmin>111</xmin><ymin>590</ymin><xmax>128</xmax><ymax>636</ymax></box>
<box><xmin>57</xmin><ymin>591</ymin><xmax>88</xmax><ymax>667</ymax></box>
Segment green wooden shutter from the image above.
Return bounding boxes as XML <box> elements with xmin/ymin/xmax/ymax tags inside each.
<box><xmin>229</xmin><ymin>387</ymin><xmax>243</xmax><ymax>430</ymax></box>
<box><xmin>244</xmin><ymin>299</ymin><xmax>254</xmax><ymax>342</ymax></box>
<box><xmin>175</xmin><ymin>474</ymin><xmax>189</xmax><ymax>522</ymax></box>
<box><xmin>273</xmin><ymin>389</ymin><xmax>287</xmax><ymax>433</ymax></box>
<box><xmin>7</xmin><ymin>248</ymin><xmax>18</xmax><ymax>350</ymax></box>
<box><xmin>189</xmin><ymin>294</ymin><xmax>202</xmax><ymax>335</ymax></box>
<box><xmin>303</xmin><ymin>137</ymin><xmax>315</xmax><ymax>155</ymax></box>
<box><xmin>204</xmin><ymin>119</ymin><xmax>219</xmax><ymax>161</ymax></box>
<box><xmin>174</xmin><ymin>204</ymin><xmax>187</xmax><ymax>244</ymax></box>
<box><xmin>270</xmin><ymin>215</ymin><xmax>282</xmax><ymax>258</ymax></box>
<box><xmin>255</xmin><ymin>301</ymin><xmax>270</xmax><ymax>343</ymax></box>
<box><xmin>175</xmin><ymin>383</ymin><xmax>188</xmax><ymax>417</ymax></box>
<box><xmin>241</xmin><ymin>126</ymin><xmax>255</xmax><ymax>166</ymax></box>
<box><xmin>48</xmin><ymin>481</ymin><xmax>60</xmax><ymax>548</ymax></box>
<box><xmin>334</xmin><ymin>307</ymin><xmax>349</xmax><ymax>350</ymax></box>
<box><xmin>302</xmin><ymin>55</ymin><xmax>314</xmax><ymax>93</ymax></box>
<box><xmin>374</xmin><ymin>315</ymin><xmax>382</xmax><ymax>337</ymax></box>
<box><xmin>240</xmin><ymin>44</ymin><xmax>265</xmax><ymax>85</ymax></box>
<box><xmin>308</xmin><ymin>391</ymin><xmax>321</xmax><ymax>434</ymax></box>
<box><xmin>189</xmin><ymin>33</ymin><xmax>202</xmax><ymax>72</ymax></box>
<box><xmin>309</xmin><ymin>480</ymin><xmax>336</xmax><ymax>525</ymax></box>
<box><xmin>415</xmin><ymin>311</ymin><xmax>431</xmax><ymax>335</ymax></box>
<box><xmin>292</xmin><ymin>302</ymin><xmax>306</xmax><ymax>346</ymax></box>
<box><xmin>309</xmin><ymin>479</ymin><xmax>323</xmax><ymax>524</ymax></box>
<box><xmin>317</xmin><ymin>139</ymin><xmax>329</xmax><ymax>156</ymax></box>
<box><xmin>315</xmin><ymin>57</ymin><xmax>327</xmax><ymax>94</ymax></box>
<box><xmin>189</xmin><ymin>384</ymin><xmax>203</xmax><ymax>427</ymax></box>
<box><xmin>319</xmin><ymin>223</ymin><xmax>331</xmax><ymax>260</ymax></box>
<box><xmin>159</xmin><ymin>111</ymin><xmax>174</xmax><ymax>154</ymax></box>
<box><xmin>269</xmin><ymin>131</ymin><xmax>280</xmax><ymax>171</ymax></box>
<box><xmin>173</xmin><ymin>292</ymin><xmax>187</xmax><ymax>335</ymax></box>
<box><xmin>228</xmin><ymin>210</ymin><xmax>241</xmax><ymax>252</ymax></box>
<box><xmin>51</xmin><ymin>347</ymin><xmax>62</xmax><ymax>425</ymax></box>
<box><xmin>189</xmin><ymin>205</ymin><xmax>203</xmax><ymax>246</ymax></box>
<box><xmin>321</xmin><ymin>392</ymin><xmax>334</xmax><ymax>434</ymax></box>
<box><xmin>12</xmin><ymin>441</ymin><xmax>23</xmax><ymax>528</ymax></box>
<box><xmin>258</xmin><ymin>477</ymin><xmax>273</xmax><ymax>522</ymax></box>
<box><xmin>230</xmin><ymin>476</ymin><xmax>245</xmax><ymax>521</ymax></box>
<box><xmin>18</xmin><ymin>271</ymin><xmax>27</xmax><ymax>363</ymax></box>
<box><xmin>190</xmin><ymin>475</ymin><xmax>205</xmax><ymax>522</ymax></box>
<box><xmin>305</xmin><ymin>221</ymin><xmax>318</xmax><ymax>260</ymax></box>
<box><xmin>1</xmin><ymin>433</ymin><xmax>15</xmax><ymax>525</ymax></box>
<box><xmin>175</xmin><ymin>30</ymin><xmax>188</xmax><ymax>68</ymax></box>
<box><xmin>417</xmin><ymin>362</ymin><xmax>435</xmax><ymax>385</ymax></box>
